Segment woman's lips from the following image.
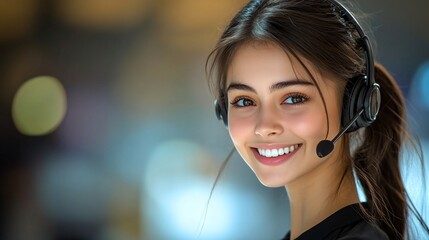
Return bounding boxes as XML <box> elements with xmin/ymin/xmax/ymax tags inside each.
<box><xmin>251</xmin><ymin>144</ymin><xmax>302</xmax><ymax>166</ymax></box>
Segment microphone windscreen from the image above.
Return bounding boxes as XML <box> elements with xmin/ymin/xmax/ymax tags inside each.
<box><xmin>316</xmin><ymin>140</ymin><xmax>334</xmax><ymax>158</ymax></box>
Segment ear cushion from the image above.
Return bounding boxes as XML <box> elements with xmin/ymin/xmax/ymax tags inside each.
<box><xmin>364</xmin><ymin>83</ymin><xmax>381</xmax><ymax>122</ymax></box>
<box><xmin>214</xmin><ymin>99</ymin><xmax>228</xmax><ymax>126</ymax></box>
<box><xmin>341</xmin><ymin>76</ymin><xmax>369</xmax><ymax>132</ymax></box>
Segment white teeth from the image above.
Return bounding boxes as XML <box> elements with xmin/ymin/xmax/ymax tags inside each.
<box><xmin>284</xmin><ymin>147</ymin><xmax>289</xmax><ymax>154</ymax></box>
<box><xmin>257</xmin><ymin>144</ymin><xmax>300</xmax><ymax>158</ymax></box>
<box><xmin>272</xmin><ymin>149</ymin><xmax>279</xmax><ymax>157</ymax></box>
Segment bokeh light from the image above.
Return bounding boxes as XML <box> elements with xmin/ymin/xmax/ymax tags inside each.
<box><xmin>141</xmin><ymin>139</ymin><xmax>287</xmax><ymax>239</ymax></box>
<box><xmin>12</xmin><ymin>76</ymin><xmax>67</xmax><ymax>136</ymax></box>
<box><xmin>0</xmin><ymin>0</ymin><xmax>40</xmax><ymax>42</ymax></box>
<box><xmin>409</xmin><ymin>61</ymin><xmax>429</xmax><ymax>110</ymax></box>
<box><xmin>142</xmin><ymin>139</ymin><xmax>223</xmax><ymax>238</ymax></box>
<box><xmin>53</xmin><ymin>0</ymin><xmax>151</xmax><ymax>30</ymax></box>
<box><xmin>155</xmin><ymin>0</ymin><xmax>247</xmax><ymax>52</ymax></box>
<box><xmin>35</xmin><ymin>153</ymin><xmax>110</xmax><ymax>224</ymax></box>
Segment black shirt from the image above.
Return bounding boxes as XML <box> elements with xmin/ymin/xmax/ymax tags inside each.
<box><xmin>283</xmin><ymin>203</ymin><xmax>389</xmax><ymax>240</ymax></box>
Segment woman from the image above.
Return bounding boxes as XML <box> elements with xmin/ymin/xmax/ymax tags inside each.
<box><xmin>206</xmin><ymin>0</ymin><xmax>429</xmax><ymax>239</ymax></box>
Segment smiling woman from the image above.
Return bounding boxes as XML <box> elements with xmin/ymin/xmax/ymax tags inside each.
<box><xmin>206</xmin><ymin>0</ymin><xmax>429</xmax><ymax>239</ymax></box>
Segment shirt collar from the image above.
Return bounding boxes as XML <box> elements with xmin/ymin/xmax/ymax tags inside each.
<box><xmin>283</xmin><ymin>202</ymin><xmax>368</xmax><ymax>240</ymax></box>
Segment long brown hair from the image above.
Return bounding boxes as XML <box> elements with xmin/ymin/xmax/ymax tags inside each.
<box><xmin>206</xmin><ymin>0</ymin><xmax>428</xmax><ymax>239</ymax></box>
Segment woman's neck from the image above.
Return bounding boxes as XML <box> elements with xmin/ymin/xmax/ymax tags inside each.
<box><xmin>285</xmin><ymin>160</ymin><xmax>359</xmax><ymax>239</ymax></box>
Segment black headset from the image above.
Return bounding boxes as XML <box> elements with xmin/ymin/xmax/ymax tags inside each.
<box><xmin>214</xmin><ymin>0</ymin><xmax>381</xmax><ymax>156</ymax></box>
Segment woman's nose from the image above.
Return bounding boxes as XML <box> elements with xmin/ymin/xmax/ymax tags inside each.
<box><xmin>254</xmin><ymin>106</ymin><xmax>284</xmax><ymax>137</ymax></box>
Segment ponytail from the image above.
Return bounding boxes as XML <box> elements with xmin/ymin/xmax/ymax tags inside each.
<box><xmin>351</xmin><ymin>63</ymin><xmax>428</xmax><ymax>239</ymax></box>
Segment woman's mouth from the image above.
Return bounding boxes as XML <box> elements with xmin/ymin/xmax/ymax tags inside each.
<box><xmin>257</xmin><ymin>144</ymin><xmax>300</xmax><ymax>158</ymax></box>
<box><xmin>251</xmin><ymin>144</ymin><xmax>302</xmax><ymax>166</ymax></box>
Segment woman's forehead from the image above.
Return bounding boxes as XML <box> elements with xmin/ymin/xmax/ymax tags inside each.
<box><xmin>226</xmin><ymin>41</ymin><xmax>323</xmax><ymax>85</ymax></box>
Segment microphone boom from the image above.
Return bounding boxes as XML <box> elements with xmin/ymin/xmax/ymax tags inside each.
<box><xmin>316</xmin><ymin>108</ymin><xmax>364</xmax><ymax>158</ymax></box>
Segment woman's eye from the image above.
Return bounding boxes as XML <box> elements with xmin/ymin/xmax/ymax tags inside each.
<box><xmin>283</xmin><ymin>95</ymin><xmax>308</xmax><ymax>105</ymax></box>
<box><xmin>231</xmin><ymin>98</ymin><xmax>255</xmax><ymax>107</ymax></box>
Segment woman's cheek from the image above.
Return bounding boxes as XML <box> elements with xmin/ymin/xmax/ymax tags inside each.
<box><xmin>228</xmin><ymin>113</ymin><xmax>252</xmax><ymax>144</ymax></box>
<box><xmin>289</xmin><ymin>110</ymin><xmax>326</xmax><ymax>140</ymax></box>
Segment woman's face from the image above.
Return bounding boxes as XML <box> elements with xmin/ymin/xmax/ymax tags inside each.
<box><xmin>226</xmin><ymin>42</ymin><xmax>344</xmax><ymax>187</ymax></box>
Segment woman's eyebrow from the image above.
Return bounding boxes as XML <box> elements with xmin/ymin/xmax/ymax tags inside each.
<box><xmin>226</xmin><ymin>79</ymin><xmax>314</xmax><ymax>93</ymax></box>
<box><xmin>227</xmin><ymin>82</ymin><xmax>256</xmax><ymax>93</ymax></box>
<box><xmin>269</xmin><ymin>80</ymin><xmax>314</xmax><ymax>92</ymax></box>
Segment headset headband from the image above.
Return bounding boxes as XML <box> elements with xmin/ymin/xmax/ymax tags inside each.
<box><xmin>331</xmin><ymin>0</ymin><xmax>375</xmax><ymax>85</ymax></box>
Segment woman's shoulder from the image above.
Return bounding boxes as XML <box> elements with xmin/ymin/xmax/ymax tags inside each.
<box><xmin>283</xmin><ymin>203</ymin><xmax>389</xmax><ymax>240</ymax></box>
<box><xmin>337</xmin><ymin>219</ymin><xmax>389</xmax><ymax>240</ymax></box>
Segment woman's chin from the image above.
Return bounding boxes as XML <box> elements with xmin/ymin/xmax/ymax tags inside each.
<box><xmin>256</xmin><ymin>174</ymin><xmax>290</xmax><ymax>188</ymax></box>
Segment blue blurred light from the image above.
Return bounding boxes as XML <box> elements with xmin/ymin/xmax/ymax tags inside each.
<box><xmin>410</xmin><ymin>61</ymin><xmax>429</xmax><ymax>109</ymax></box>
<box><xmin>142</xmin><ymin>139</ymin><xmax>287</xmax><ymax>239</ymax></box>
<box><xmin>35</xmin><ymin>152</ymin><xmax>109</xmax><ymax>223</ymax></box>
<box><xmin>142</xmin><ymin>139</ymin><xmax>226</xmax><ymax>238</ymax></box>
<box><xmin>167</xmin><ymin>184</ymin><xmax>233</xmax><ymax>238</ymax></box>
<box><xmin>400</xmin><ymin>140</ymin><xmax>429</xmax><ymax>236</ymax></box>
<box><xmin>106</xmin><ymin>120</ymin><xmax>183</xmax><ymax>186</ymax></box>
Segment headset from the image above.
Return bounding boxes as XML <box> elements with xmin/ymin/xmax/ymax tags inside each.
<box><xmin>214</xmin><ymin>0</ymin><xmax>381</xmax><ymax>158</ymax></box>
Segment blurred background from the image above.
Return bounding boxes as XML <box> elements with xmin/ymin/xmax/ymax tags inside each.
<box><xmin>0</xmin><ymin>0</ymin><xmax>428</xmax><ymax>239</ymax></box>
